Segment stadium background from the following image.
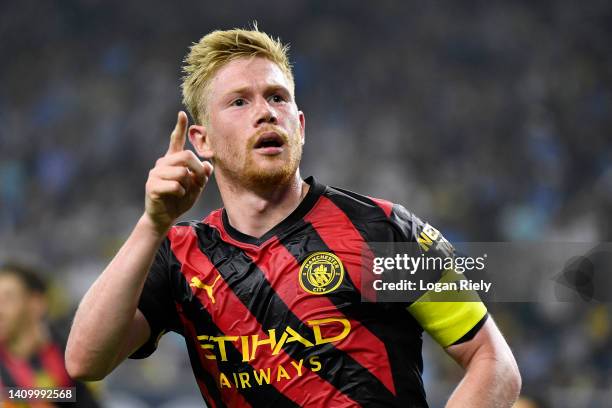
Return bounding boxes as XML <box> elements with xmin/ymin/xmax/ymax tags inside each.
<box><xmin>1</xmin><ymin>0</ymin><xmax>611</xmax><ymax>406</ymax></box>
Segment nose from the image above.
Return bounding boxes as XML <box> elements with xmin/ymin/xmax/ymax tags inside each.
<box><xmin>254</xmin><ymin>98</ymin><xmax>277</xmax><ymax>126</ymax></box>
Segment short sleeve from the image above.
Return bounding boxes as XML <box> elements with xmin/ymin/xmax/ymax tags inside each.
<box><xmin>129</xmin><ymin>238</ymin><xmax>181</xmax><ymax>359</ymax></box>
<box><xmin>390</xmin><ymin>205</ymin><xmax>488</xmax><ymax>347</ymax></box>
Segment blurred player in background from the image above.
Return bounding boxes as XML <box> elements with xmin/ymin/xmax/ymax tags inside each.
<box><xmin>0</xmin><ymin>262</ymin><xmax>100</xmax><ymax>407</ymax></box>
<box><xmin>66</xmin><ymin>26</ymin><xmax>521</xmax><ymax>407</ymax></box>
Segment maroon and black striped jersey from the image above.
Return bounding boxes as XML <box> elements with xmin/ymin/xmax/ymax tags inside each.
<box><xmin>131</xmin><ymin>177</ymin><xmax>487</xmax><ymax>407</ymax></box>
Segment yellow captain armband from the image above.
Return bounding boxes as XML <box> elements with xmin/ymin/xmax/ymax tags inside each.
<box><xmin>408</xmin><ymin>300</ymin><xmax>487</xmax><ymax>347</ymax></box>
<box><xmin>407</xmin><ymin>270</ymin><xmax>487</xmax><ymax>347</ymax></box>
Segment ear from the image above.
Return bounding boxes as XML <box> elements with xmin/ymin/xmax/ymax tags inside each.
<box><xmin>298</xmin><ymin>110</ymin><xmax>306</xmax><ymax>145</ymax></box>
<box><xmin>189</xmin><ymin>124</ymin><xmax>214</xmax><ymax>159</ymax></box>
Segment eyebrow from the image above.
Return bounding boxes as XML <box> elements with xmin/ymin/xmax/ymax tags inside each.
<box><xmin>223</xmin><ymin>84</ymin><xmax>291</xmax><ymax>99</ymax></box>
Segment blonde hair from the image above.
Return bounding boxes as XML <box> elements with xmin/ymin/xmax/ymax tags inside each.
<box><xmin>181</xmin><ymin>24</ymin><xmax>294</xmax><ymax>124</ymax></box>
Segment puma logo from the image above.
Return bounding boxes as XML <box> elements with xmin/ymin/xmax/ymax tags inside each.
<box><xmin>190</xmin><ymin>274</ymin><xmax>222</xmax><ymax>304</ymax></box>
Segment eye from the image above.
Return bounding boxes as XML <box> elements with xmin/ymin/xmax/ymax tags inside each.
<box><xmin>232</xmin><ymin>98</ymin><xmax>246</xmax><ymax>107</ymax></box>
<box><xmin>270</xmin><ymin>94</ymin><xmax>285</xmax><ymax>103</ymax></box>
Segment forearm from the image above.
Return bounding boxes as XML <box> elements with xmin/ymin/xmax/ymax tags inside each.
<box><xmin>65</xmin><ymin>214</ymin><xmax>166</xmax><ymax>379</ymax></box>
<box><xmin>446</xmin><ymin>350</ymin><xmax>521</xmax><ymax>408</ymax></box>
<box><xmin>66</xmin><ymin>112</ymin><xmax>211</xmax><ymax>380</ymax></box>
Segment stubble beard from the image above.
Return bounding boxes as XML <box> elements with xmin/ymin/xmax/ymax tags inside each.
<box><xmin>215</xmin><ymin>128</ymin><xmax>303</xmax><ymax>193</ymax></box>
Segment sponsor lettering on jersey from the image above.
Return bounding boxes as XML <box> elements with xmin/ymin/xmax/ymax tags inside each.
<box><xmin>417</xmin><ymin>223</ymin><xmax>454</xmax><ymax>257</ymax></box>
<box><xmin>196</xmin><ymin>317</ymin><xmax>350</xmax><ymax>362</ymax></box>
<box><xmin>195</xmin><ymin>318</ymin><xmax>349</xmax><ymax>390</ymax></box>
<box><xmin>217</xmin><ymin>356</ymin><xmax>322</xmax><ymax>389</ymax></box>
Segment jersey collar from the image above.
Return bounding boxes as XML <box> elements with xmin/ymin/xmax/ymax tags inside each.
<box><xmin>221</xmin><ymin>176</ymin><xmax>325</xmax><ymax>246</ymax></box>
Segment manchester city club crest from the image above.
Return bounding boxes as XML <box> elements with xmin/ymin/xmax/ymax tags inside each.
<box><xmin>299</xmin><ymin>252</ymin><xmax>345</xmax><ymax>295</ymax></box>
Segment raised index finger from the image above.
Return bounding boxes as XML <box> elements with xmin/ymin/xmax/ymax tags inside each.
<box><xmin>166</xmin><ymin>111</ymin><xmax>188</xmax><ymax>155</ymax></box>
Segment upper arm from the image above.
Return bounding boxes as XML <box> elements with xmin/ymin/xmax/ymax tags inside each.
<box><xmin>444</xmin><ymin>317</ymin><xmax>516</xmax><ymax>370</ymax></box>
<box><xmin>444</xmin><ymin>317</ymin><xmax>522</xmax><ymax>406</ymax></box>
<box><xmin>399</xmin><ymin>211</ymin><xmax>488</xmax><ymax>347</ymax></box>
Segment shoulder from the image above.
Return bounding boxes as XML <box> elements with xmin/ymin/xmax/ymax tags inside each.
<box><xmin>321</xmin><ymin>184</ymin><xmax>395</xmax><ymax>222</ymax></box>
<box><xmin>165</xmin><ymin>209</ymin><xmax>222</xmax><ymax>246</ymax></box>
<box><xmin>318</xmin><ymin>182</ymin><xmax>429</xmax><ymax>243</ymax></box>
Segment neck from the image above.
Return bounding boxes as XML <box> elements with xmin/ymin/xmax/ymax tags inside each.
<box><xmin>216</xmin><ymin>170</ymin><xmax>309</xmax><ymax>238</ymax></box>
<box><xmin>5</xmin><ymin>323</ymin><xmax>48</xmax><ymax>359</ymax></box>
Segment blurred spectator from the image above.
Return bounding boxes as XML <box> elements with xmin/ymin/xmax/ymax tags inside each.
<box><xmin>0</xmin><ymin>262</ymin><xmax>100</xmax><ymax>407</ymax></box>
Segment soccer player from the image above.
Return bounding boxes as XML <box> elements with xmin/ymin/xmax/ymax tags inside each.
<box><xmin>0</xmin><ymin>263</ymin><xmax>100</xmax><ymax>407</ymax></box>
<box><xmin>65</xmin><ymin>27</ymin><xmax>521</xmax><ymax>407</ymax></box>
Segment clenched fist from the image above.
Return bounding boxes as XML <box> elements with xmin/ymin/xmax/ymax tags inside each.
<box><xmin>144</xmin><ymin>111</ymin><xmax>213</xmax><ymax>234</ymax></box>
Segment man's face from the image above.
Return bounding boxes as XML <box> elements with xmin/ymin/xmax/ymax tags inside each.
<box><xmin>0</xmin><ymin>274</ymin><xmax>31</xmax><ymax>344</ymax></box>
<box><xmin>191</xmin><ymin>57</ymin><xmax>305</xmax><ymax>190</ymax></box>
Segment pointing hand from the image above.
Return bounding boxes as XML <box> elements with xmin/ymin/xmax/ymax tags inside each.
<box><xmin>144</xmin><ymin>111</ymin><xmax>213</xmax><ymax>233</ymax></box>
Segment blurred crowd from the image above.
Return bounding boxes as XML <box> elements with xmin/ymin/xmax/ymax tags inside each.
<box><xmin>1</xmin><ymin>0</ymin><xmax>611</xmax><ymax>407</ymax></box>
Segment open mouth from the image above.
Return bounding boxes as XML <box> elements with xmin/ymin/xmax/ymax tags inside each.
<box><xmin>254</xmin><ymin>132</ymin><xmax>285</xmax><ymax>149</ymax></box>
